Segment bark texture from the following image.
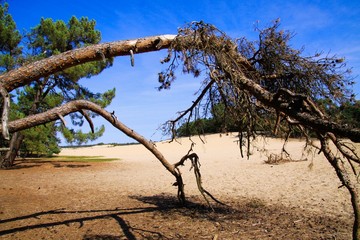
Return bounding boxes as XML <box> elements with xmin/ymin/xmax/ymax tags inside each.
<box><xmin>320</xmin><ymin>135</ymin><xmax>360</xmax><ymax>240</ymax></box>
<box><xmin>0</xmin><ymin>132</ymin><xmax>23</xmax><ymax>168</ymax></box>
<box><xmin>0</xmin><ymin>35</ymin><xmax>176</xmax><ymax>92</ymax></box>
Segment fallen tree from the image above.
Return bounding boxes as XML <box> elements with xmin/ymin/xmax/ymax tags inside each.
<box><xmin>160</xmin><ymin>21</ymin><xmax>360</xmax><ymax>239</ymax></box>
<box><xmin>1</xmin><ymin>21</ymin><xmax>360</xmax><ymax>239</ymax></box>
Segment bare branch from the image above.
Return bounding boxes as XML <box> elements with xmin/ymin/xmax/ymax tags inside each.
<box><xmin>79</xmin><ymin>109</ymin><xmax>94</xmax><ymax>134</ymax></box>
<box><xmin>167</xmin><ymin>78</ymin><xmax>215</xmax><ymax>139</ymax></box>
<box><xmin>56</xmin><ymin>113</ymin><xmax>67</xmax><ymax>126</ymax></box>
<box><xmin>174</xmin><ymin>143</ymin><xmax>226</xmax><ymax>207</ymax></box>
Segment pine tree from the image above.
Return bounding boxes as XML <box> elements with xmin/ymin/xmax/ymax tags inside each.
<box><xmin>1</xmin><ymin>5</ymin><xmax>115</xmax><ymax>166</ymax></box>
<box><xmin>0</xmin><ymin>3</ymin><xmax>22</xmax><ymax>72</ymax></box>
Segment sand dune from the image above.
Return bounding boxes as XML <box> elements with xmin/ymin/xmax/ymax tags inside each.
<box><xmin>59</xmin><ymin>133</ymin><xmax>352</xmax><ymax>219</ymax></box>
<box><xmin>0</xmin><ymin>133</ymin><xmax>354</xmax><ymax>239</ymax></box>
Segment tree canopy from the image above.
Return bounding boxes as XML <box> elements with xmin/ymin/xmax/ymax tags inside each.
<box><xmin>0</xmin><ymin>4</ymin><xmax>117</xmax><ymax>160</ymax></box>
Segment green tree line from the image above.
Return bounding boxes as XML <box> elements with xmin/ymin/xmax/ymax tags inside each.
<box><xmin>176</xmin><ymin>100</ymin><xmax>360</xmax><ymax>137</ymax></box>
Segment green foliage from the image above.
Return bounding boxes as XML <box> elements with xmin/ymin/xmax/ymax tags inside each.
<box><xmin>19</xmin><ymin>15</ymin><xmax>114</xmax><ymax>148</ymax></box>
<box><xmin>318</xmin><ymin>99</ymin><xmax>360</xmax><ymax>129</ymax></box>
<box><xmin>176</xmin><ymin>103</ymin><xmax>239</xmax><ymax>137</ymax></box>
<box><xmin>21</xmin><ymin>124</ymin><xmax>60</xmax><ymax>157</ymax></box>
<box><xmin>339</xmin><ymin>101</ymin><xmax>360</xmax><ymax>128</ymax></box>
<box><xmin>0</xmin><ymin>3</ymin><xmax>22</xmax><ymax>72</ymax></box>
<box><xmin>61</xmin><ymin>125</ymin><xmax>105</xmax><ymax>145</ymax></box>
<box><xmin>28</xmin><ymin>16</ymin><xmax>100</xmax><ymax>54</ymax></box>
<box><xmin>176</xmin><ymin>118</ymin><xmax>214</xmax><ymax>137</ymax></box>
<box><xmin>0</xmin><ymin>3</ymin><xmax>116</xmax><ymax>154</ymax></box>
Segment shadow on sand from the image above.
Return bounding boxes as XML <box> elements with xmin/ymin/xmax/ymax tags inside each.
<box><xmin>0</xmin><ymin>194</ymin><xmax>351</xmax><ymax>239</ymax></box>
<box><xmin>3</xmin><ymin>158</ymin><xmax>91</xmax><ymax>170</ymax></box>
<box><xmin>0</xmin><ymin>207</ymin><xmax>161</xmax><ymax>240</ymax></box>
<box><xmin>0</xmin><ymin>194</ymin><xmax>233</xmax><ymax>239</ymax></box>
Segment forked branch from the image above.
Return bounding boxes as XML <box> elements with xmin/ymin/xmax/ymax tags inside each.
<box><xmin>174</xmin><ymin>143</ymin><xmax>226</xmax><ymax>208</ymax></box>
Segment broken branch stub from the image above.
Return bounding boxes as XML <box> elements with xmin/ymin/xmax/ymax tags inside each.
<box><xmin>0</xmin><ymin>86</ymin><xmax>10</xmax><ymax>140</ymax></box>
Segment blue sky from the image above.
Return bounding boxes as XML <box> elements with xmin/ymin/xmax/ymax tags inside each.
<box><xmin>7</xmin><ymin>0</ymin><xmax>360</xmax><ymax>144</ymax></box>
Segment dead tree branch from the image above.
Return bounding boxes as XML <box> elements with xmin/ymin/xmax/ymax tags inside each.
<box><xmin>174</xmin><ymin>143</ymin><xmax>226</xmax><ymax>208</ymax></box>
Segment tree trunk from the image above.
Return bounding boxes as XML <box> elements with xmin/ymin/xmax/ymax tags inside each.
<box><xmin>0</xmin><ymin>35</ymin><xmax>177</xmax><ymax>92</ymax></box>
<box><xmin>0</xmin><ymin>100</ymin><xmax>187</xmax><ymax>199</ymax></box>
<box><xmin>349</xmin><ymin>186</ymin><xmax>360</xmax><ymax>240</ymax></box>
<box><xmin>0</xmin><ymin>132</ymin><xmax>24</xmax><ymax>168</ymax></box>
<box><xmin>320</xmin><ymin>135</ymin><xmax>360</xmax><ymax>240</ymax></box>
<box><xmin>1</xmin><ymin>81</ymin><xmax>45</xmax><ymax>167</ymax></box>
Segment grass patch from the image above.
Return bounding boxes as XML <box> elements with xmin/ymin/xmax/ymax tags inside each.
<box><xmin>40</xmin><ymin>155</ymin><xmax>120</xmax><ymax>163</ymax></box>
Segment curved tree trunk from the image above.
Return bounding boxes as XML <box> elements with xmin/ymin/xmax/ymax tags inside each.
<box><xmin>350</xmin><ymin>187</ymin><xmax>360</xmax><ymax>240</ymax></box>
<box><xmin>1</xmin><ymin>80</ymin><xmax>44</xmax><ymax>168</ymax></box>
<box><xmin>0</xmin><ymin>35</ymin><xmax>358</xmax><ymax>142</ymax></box>
<box><xmin>0</xmin><ymin>33</ymin><xmax>358</xmax><ymax>142</ymax></box>
<box><xmin>0</xmin><ymin>132</ymin><xmax>23</xmax><ymax>168</ymax></box>
<box><xmin>0</xmin><ymin>35</ymin><xmax>177</xmax><ymax>92</ymax></box>
<box><xmin>0</xmin><ymin>100</ymin><xmax>186</xmax><ymax>203</ymax></box>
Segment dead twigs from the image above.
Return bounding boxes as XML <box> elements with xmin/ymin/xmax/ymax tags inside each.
<box><xmin>174</xmin><ymin>143</ymin><xmax>226</xmax><ymax>208</ymax></box>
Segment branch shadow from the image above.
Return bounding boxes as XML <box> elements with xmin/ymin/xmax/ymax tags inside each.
<box><xmin>131</xmin><ymin>194</ymin><xmax>352</xmax><ymax>239</ymax></box>
<box><xmin>4</xmin><ymin>159</ymin><xmax>91</xmax><ymax>170</ymax></box>
<box><xmin>0</xmin><ymin>194</ymin><xmax>351</xmax><ymax>239</ymax></box>
<box><xmin>0</xmin><ymin>194</ymin><xmax>235</xmax><ymax>239</ymax></box>
<box><xmin>130</xmin><ymin>194</ymin><xmax>241</xmax><ymax>221</ymax></box>
<box><xmin>0</xmin><ymin>206</ymin><xmax>168</xmax><ymax>239</ymax></box>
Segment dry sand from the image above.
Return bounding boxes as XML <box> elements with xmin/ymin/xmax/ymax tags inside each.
<box><xmin>0</xmin><ymin>133</ymin><xmax>355</xmax><ymax>239</ymax></box>
<box><xmin>59</xmin><ymin>133</ymin><xmax>352</xmax><ymax>218</ymax></box>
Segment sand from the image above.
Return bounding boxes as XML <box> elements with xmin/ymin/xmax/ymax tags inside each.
<box><xmin>59</xmin><ymin>133</ymin><xmax>352</xmax><ymax>218</ymax></box>
<box><xmin>0</xmin><ymin>133</ymin><xmax>354</xmax><ymax>239</ymax></box>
